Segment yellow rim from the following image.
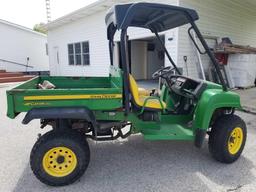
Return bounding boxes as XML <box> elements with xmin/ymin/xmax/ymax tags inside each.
<box><xmin>42</xmin><ymin>147</ymin><xmax>77</xmax><ymax>177</ymax></box>
<box><xmin>228</xmin><ymin>127</ymin><xmax>243</xmax><ymax>155</ymax></box>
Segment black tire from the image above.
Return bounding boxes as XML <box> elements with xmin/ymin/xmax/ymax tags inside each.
<box><xmin>30</xmin><ymin>130</ymin><xmax>90</xmax><ymax>186</ymax></box>
<box><xmin>209</xmin><ymin>114</ymin><xmax>246</xmax><ymax>163</ymax></box>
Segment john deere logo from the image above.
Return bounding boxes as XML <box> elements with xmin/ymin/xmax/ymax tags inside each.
<box><xmin>24</xmin><ymin>102</ymin><xmax>50</xmax><ymax>106</ymax></box>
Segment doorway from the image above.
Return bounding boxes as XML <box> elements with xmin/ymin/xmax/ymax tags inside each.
<box><xmin>130</xmin><ymin>36</ymin><xmax>165</xmax><ymax>80</ymax></box>
<box><xmin>115</xmin><ymin>36</ymin><xmax>165</xmax><ymax>80</ymax></box>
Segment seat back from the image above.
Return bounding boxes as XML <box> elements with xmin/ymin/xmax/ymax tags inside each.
<box><xmin>129</xmin><ymin>74</ymin><xmax>141</xmax><ymax>106</ymax></box>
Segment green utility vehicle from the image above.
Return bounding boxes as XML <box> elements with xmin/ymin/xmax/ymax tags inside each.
<box><xmin>7</xmin><ymin>3</ymin><xmax>246</xmax><ymax>186</ymax></box>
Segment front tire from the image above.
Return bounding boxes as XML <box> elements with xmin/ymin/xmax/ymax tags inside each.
<box><xmin>209</xmin><ymin>114</ymin><xmax>246</xmax><ymax>163</ymax></box>
<box><xmin>30</xmin><ymin>130</ymin><xmax>90</xmax><ymax>186</ymax></box>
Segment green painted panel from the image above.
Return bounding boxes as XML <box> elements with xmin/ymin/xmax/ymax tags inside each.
<box><xmin>142</xmin><ymin>124</ymin><xmax>194</xmax><ymax>140</ymax></box>
<box><xmin>193</xmin><ymin>89</ymin><xmax>241</xmax><ymax>130</ymax></box>
<box><xmin>6</xmin><ymin>69</ymin><xmax>123</xmax><ymax>118</ymax></box>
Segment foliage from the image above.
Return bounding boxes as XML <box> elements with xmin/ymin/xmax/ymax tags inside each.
<box><xmin>33</xmin><ymin>23</ymin><xmax>47</xmax><ymax>34</ymax></box>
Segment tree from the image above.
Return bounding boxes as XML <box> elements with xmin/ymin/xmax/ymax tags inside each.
<box><xmin>33</xmin><ymin>23</ymin><xmax>47</xmax><ymax>34</ymax></box>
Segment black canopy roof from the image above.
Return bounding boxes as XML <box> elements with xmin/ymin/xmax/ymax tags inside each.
<box><xmin>105</xmin><ymin>2</ymin><xmax>199</xmax><ymax>39</ymax></box>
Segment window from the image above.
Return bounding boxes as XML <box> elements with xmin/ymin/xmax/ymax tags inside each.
<box><xmin>75</xmin><ymin>43</ymin><xmax>81</xmax><ymax>65</ymax></box>
<box><xmin>68</xmin><ymin>44</ymin><xmax>74</xmax><ymax>65</ymax></box>
<box><xmin>68</xmin><ymin>41</ymin><xmax>90</xmax><ymax>66</ymax></box>
<box><xmin>82</xmin><ymin>42</ymin><xmax>90</xmax><ymax>65</ymax></box>
<box><xmin>45</xmin><ymin>43</ymin><xmax>48</xmax><ymax>55</ymax></box>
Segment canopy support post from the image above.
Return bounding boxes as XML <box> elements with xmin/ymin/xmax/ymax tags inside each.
<box><xmin>120</xmin><ymin>29</ymin><xmax>130</xmax><ymax>115</ymax></box>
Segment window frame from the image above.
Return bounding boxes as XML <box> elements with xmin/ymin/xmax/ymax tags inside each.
<box><xmin>68</xmin><ymin>41</ymin><xmax>90</xmax><ymax>66</ymax></box>
<box><xmin>82</xmin><ymin>41</ymin><xmax>90</xmax><ymax>65</ymax></box>
<box><xmin>68</xmin><ymin>44</ymin><xmax>75</xmax><ymax>65</ymax></box>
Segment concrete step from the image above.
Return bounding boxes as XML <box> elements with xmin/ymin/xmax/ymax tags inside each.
<box><xmin>0</xmin><ymin>72</ymin><xmax>24</xmax><ymax>78</ymax></box>
<box><xmin>0</xmin><ymin>75</ymin><xmax>34</xmax><ymax>83</ymax></box>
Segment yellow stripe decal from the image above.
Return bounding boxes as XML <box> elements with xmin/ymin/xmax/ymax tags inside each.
<box><xmin>24</xmin><ymin>94</ymin><xmax>122</xmax><ymax>101</ymax></box>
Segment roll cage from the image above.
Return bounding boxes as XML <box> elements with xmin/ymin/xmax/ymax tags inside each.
<box><xmin>105</xmin><ymin>2</ymin><xmax>227</xmax><ymax>115</ymax></box>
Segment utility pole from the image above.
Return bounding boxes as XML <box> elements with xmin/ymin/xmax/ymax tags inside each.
<box><xmin>45</xmin><ymin>0</ymin><xmax>51</xmax><ymax>23</ymax></box>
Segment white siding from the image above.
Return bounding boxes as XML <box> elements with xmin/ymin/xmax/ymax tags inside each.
<box><xmin>48</xmin><ymin>0</ymin><xmax>179</xmax><ymax>77</ymax></box>
<box><xmin>0</xmin><ymin>22</ymin><xmax>49</xmax><ymax>72</ymax></box>
<box><xmin>48</xmin><ymin>11</ymin><xmax>109</xmax><ymax>76</ymax></box>
<box><xmin>178</xmin><ymin>0</ymin><xmax>256</xmax><ymax>78</ymax></box>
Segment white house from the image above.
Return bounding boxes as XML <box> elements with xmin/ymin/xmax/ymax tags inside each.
<box><xmin>46</xmin><ymin>0</ymin><xmax>256</xmax><ymax>79</ymax></box>
<box><xmin>0</xmin><ymin>19</ymin><xmax>49</xmax><ymax>73</ymax></box>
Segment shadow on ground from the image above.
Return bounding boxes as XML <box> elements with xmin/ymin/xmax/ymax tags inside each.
<box><xmin>13</xmin><ymin>135</ymin><xmax>254</xmax><ymax>192</ymax></box>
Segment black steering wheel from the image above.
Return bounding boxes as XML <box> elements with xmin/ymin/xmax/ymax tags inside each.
<box><xmin>152</xmin><ymin>66</ymin><xmax>175</xmax><ymax>79</ymax></box>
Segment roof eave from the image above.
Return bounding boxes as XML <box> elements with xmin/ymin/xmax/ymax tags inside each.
<box><xmin>0</xmin><ymin>19</ymin><xmax>47</xmax><ymax>37</ymax></box>
<box><xmin>45</xmin><ymin>0</ymin><xmax>121</xmax><ymax>30</ymax></box>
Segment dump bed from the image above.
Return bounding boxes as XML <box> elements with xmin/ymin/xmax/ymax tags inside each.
<box><xmin>7</xmin><ymin>67</ymin><xmax>123</xmax><ymax>118</ymax></box>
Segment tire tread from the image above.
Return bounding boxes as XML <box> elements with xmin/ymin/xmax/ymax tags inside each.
<box><xmin>30</xmin><ymin>130</ymin><xmax>90</xmax><ymax>186</ymax></box>
<box><xmin>209</xmin><ymin>114</ymin><xmax>246</xmax><ymax>163</ymax></box>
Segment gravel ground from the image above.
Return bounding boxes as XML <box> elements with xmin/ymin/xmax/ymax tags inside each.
<box><xmin>0</xmin><ymin>83</ymin><xmax>256</xmax><ymax>192</ymax></box>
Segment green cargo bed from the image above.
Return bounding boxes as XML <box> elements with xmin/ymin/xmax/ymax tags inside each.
<box><xmin>7</xmin><ymin>67</ymin><xmax>123</xmax><ymax>118</ymax></box>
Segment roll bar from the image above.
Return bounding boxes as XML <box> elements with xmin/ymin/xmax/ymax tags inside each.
<box><xmin>106</xmin><ymin>3</ymin><xmax>228</xmax><ymax>115</ymax></box>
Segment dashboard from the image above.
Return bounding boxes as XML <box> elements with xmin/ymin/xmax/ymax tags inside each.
<box><xmin>167</xmin><ymin>75</ymin><xmax>207</xmax><ymax>99</ymax></box>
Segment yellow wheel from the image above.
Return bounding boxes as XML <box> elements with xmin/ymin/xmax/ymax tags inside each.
<box><xmin>228</xmin><ymin>127</ymin><xmax>243</xmax><ymax>155</ymax></box>
<box><xmin>42</xmin><ymin>147</ymin><xmax>78</xmax><ymax>177</ymax></box>
<box><xmin>209</xmin><ymin>114</ymin><xmax>246</xmax><ymax>163</ymax></box>
<box><xmin>30</xmin><ymin>131</ymin><xmax>90</xmax><ymax>186</ymax></box>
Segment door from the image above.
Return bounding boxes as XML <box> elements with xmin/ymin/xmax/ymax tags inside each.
<box><xmin>53</xmin><ymin>46</ymin><xmax>60</xmax><ymax>75</ymax></box>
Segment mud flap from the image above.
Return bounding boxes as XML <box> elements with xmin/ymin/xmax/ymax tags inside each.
<box><xmin>194</xmin><ymin>129</ymin><xmax>207</xmax><ymax>148</ymax></box>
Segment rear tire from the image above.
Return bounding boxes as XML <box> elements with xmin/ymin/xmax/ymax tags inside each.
<box><xmin>209</xmin><ymin>114</ymin><xmax>246</xmax><ymax>163</ymax></box>
<box><xmin>30</xmin><ymin>130</ymin><xmax>90</xmax><ymax>186</ymax></box>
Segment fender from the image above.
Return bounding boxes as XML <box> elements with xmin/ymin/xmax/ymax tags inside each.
<box><xmin>193</xmin><ymin>89</ymin><xmax>241</xmax><ymax>147</ymax></box>
<box><xmin>22</xmin><ymin>107</ymin><xmax>98</xmax><ymax>129</ymax></box>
